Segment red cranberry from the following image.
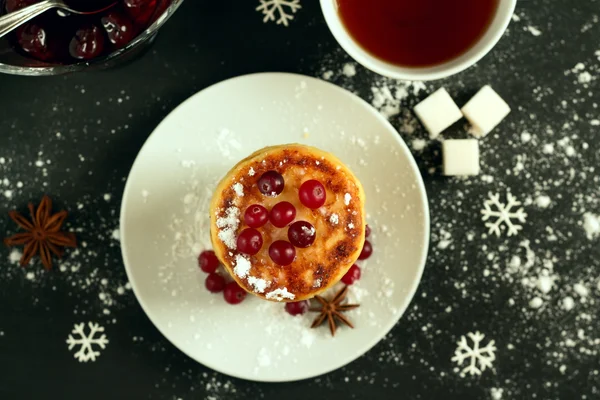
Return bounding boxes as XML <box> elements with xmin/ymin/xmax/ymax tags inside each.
<box><xmin>288</xmin><ymin>221</ymin><xmax>316</xmax><ymax>248</ymax></box>
<box><xmin>365</xmin><ymin>224</ymin><xmax>371</xmax><ymax>238</ymax></box>
<box><xmin>148</xmin><ymin>0</ymin><xmax>170</xmax><ymax>23</ymax></box>
<box><xmin>244</xmin><ymin>204</ymin><xmax>268</xmax><ymax>228</ymax></box>
<box><xmin>358</xmin><ymin>240</ymin><xmax>373</xmax><ymax>260</ymax></box>
<box><xmin>124</xmin><ymin>0</ymin><xmax>157</xmax><ymax>25</ymax></box>
<box><xmin>269</xmin><ymin>202</ymin><xmax>296</xmax><ymax>228</ymax></box>
<box><xmin>258</xmin><ymin>171</ymin><xmax>284</xmax><ymax>197</ymax></box>
<box><xmin>198</xmin><ymin>250</ymin><xmax>219</xmax><ymax>273</ymax></box>
<box><xmin>269</xmin><ymin>240</ymin><xmax>296</xmax><ymax>266</ymax></box>
<box><xmin>69</xmin><ymin>25</ymin><xmax>105</xmax><ymax>60</ymax></box>
<box><xmin>16</xmin><ymin>23</ymin><xmax>55</xmax><ymax>61</ymax></box>
<box><xmin>101</xmin><ymin>11</ymin><xmax>136</xmax><ymax>49</ymax></box>
<box><xmin>341</xmin><ymin>264</ymin><xmax>361</xmax><ymax>285</ymax></box>
<box><xmin>5</xmin><ymin>0</ymin><xmax>38</xmax><ymax>12</ymax></box>
<box><xmin>285</xmin><ymin>300</ymin><xmax>309</xmax><ymax>316</ymax></box>
<box><xmin>237</xmin><ymin>228</ymin><xmax>263</xmax><ymax>255</ymax></box>
<box><xmin>224</xmin><ymin>281</ymin><xmax>247</xmax><ymax>304</ymax></box>
<box><xmin>205</xmin><ymin>273</ymin><xmax>226</xmax><ymax>293</ymax></box>
<box><xmin>299</xmin><ymin>180</ymin><xmax>326</xmax><ymax>209</ymax></box>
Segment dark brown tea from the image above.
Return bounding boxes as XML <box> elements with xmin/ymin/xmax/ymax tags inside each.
<box><xmin>337</xmin><ymin>0</ymin><xmax>500</xmax><ymax>67</ymax></box>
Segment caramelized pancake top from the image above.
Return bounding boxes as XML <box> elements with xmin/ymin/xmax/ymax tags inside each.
<box><xmin>210</xmin><ymin>144</ymin><xmax>366</xmax><ymax>302</ymax></box>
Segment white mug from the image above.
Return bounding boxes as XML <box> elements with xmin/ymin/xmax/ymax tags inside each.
<box><xmin>320</xmin><ymin>0</ymin><xmax>517</xmax><ymax>81</ymax></box>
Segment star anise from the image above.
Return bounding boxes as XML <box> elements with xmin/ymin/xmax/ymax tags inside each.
<box><xmin>4</xmin><ymin>195</ymin><xmax>77</xmax><ymax>270</ymax></box>
<box><xmin>310</xmin><ymin>285</ymin><xmax>359</xmax><ymax>336</ymax></box>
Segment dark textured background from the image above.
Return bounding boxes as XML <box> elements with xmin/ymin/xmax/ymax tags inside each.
<box><xmin>1</xmin><ymin>1</ymin><xmax>599</xmax><ymax>399</ymax></box>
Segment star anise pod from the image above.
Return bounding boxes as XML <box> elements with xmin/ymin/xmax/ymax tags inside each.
<box><xmin>310</xmin><ymin>285</ymin><xmax>359</xmax><ymax>336</ymax></box>
<box><xmin>4</xmin><ymin>195</ymin><xmax>77</xmax><ymax>270</ymax></box>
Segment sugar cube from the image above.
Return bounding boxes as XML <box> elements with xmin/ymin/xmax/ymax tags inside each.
<box><xmin>461</xmin><ymin>85</ymin><xmax>511</xmax><ymax>138</ymax></box>
<box><xmin>443</xmin><ymin>139</ymin><xmax>480</xmax><ymax>176</ymax></box>
<box><xmin>414</xmin><ymin>88</ymin><xmax>463</xmax><ymax>139</ymax></box>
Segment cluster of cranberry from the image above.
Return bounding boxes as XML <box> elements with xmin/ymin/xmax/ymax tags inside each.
<box><xmin>285</xmin><ymin>225</ymin><xmax>374</xmax><ymax>316</ymax></box>
<box><xmin>236</xmin><ymin>171</ymin><xmax>326</xmax><ymax>266</ymax></box>
<box><xmin>4</xmin><ymin>0</ymin><xmax>170</xmax><ymax>63</ymax></box>
<box><xmin>198</xmin><ymin>250</ymin><xmax>247</xmax><ymax>305</ymax></box>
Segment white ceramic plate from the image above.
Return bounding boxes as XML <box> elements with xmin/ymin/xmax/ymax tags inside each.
<box><xmin>120</xmin><ymin>73</ymin><xmax>429</xmax><ymax>382</ymax></box>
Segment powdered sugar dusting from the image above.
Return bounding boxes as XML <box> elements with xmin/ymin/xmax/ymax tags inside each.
<box><xmin>265</xmin><ymin>287</ymin><xmax>295</xmax><ymax>301</ymax></box>
<box><xmin>232</xmin><ymin>182</ymin><xmax>244</xmax><ymax>197</ymax></box>
<box><xmin>233</xmin><ymin>254</ymin><xmax>251</xmax><ymax>278</ymax></box>
<box><xmin>216</xmin><ymin>206</ymin><xmax>240</xmax><ymax>249</ymax></box>
<box><xmin>344</xmin><ymin>193</ymin><xmax>351</xmax><ymax>206</ymax></box>
<box><xmin>330</xmin><ymin>213</ymin><xmax>339</xmax><ymax>225</ymax></box>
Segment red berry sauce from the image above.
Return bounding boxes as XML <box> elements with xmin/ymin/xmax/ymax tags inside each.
<box><xmin>4</xmin><ymin>0</ymin><xmax>172</xmax><ymax>63</ymax></box>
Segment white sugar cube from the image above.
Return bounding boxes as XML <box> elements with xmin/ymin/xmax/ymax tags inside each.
<box><xmin>443</xmin><ymin>139</ymin><xmax>480</xmax><ymax>176</ymax></box>
<box><xmin>462</xmin><ymin>85</ymin><xmax>511</xmax><ymax>138</ymax></box>
<box><xmin>414</xmin><ymin>88</ymin><xmax>463</xmax><ymax>139</ymax></box>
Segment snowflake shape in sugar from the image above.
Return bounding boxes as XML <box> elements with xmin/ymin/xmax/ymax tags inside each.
<box><xmin>451</xmin><ymin>331</ymin><xmax>497</xmax><ymax>377</ymax></box>
<box><xmin>66</xmin><ymin>322</ymin><xmax>109</xmax><ymax>362</ymax></box>
<box><xmin>481</xmin><ymin>192</ymin><xmax>527</xmax><ymax>237</ymax></box>
<box><xmin>256</xmin><ymin>0</ymin><xmax>301</xmax><ymax>27</ymax></box>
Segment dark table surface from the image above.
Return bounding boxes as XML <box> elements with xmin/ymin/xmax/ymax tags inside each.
<box><xmin>1</xmin><ymin>1</ymin><xmax>599</xmax><ymax>399</ymax></box>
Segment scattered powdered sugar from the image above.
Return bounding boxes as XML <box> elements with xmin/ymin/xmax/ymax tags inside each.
<box><xmin>216</xmin><ymin>206</ymin><xmax>240</xmax><ymax>249</ymax></box>
<box><xmin>582</xmin><ymin>213</ymin><xmax>600</xmax><ymax>239</ymax></box>
<box><xmin>301</xmin><ymin>225</ymin><xmax>316</xmax><ymax>237</ymax></box>
<box><xmin>330</xmin><ymin>213</ymin><xmax>339</xmax><ymax>225</ymax></box>
<box><xmin>490</xmin><ymin>388</ymin><xmax>504</xmax><ymax>400</ymax></box>
<box><xmin>526</xmin><ymin>25</ymin><xmax>542</xmax><ymax>36</ymax></box>
<box><xmin>216</xmin><ymin>128</ymin><xmax>242</xmax><ymax>160</ymax></box>
<box><xmin>232</xmin><ymin>182</ymin><xmax>244</xmax><ymax>197</ymax></box>
<box><xmin>8</xmin><ymin>249</ymin><xmax>21</xmax><ymax>264</ymax></box>
<box><xmin>248</xmin><ymin>167</ymin><xmax>255</xmax><ymax>176</ymax></box>
<box><xmin>265</xmin><ymin>287</ymin><xmax>295</xmax><ymax>301</ymax></box>
<box><xmin>342</xmin><ymin>63</ymin><xmax>357</xmax><ymax>77</ymax></box>
<box><xmin>344</xmin><ymin>193</ymin><xmax>352</xmax><ymax>206</ymax></box>
<box><xmin>534</xmin><ymin>195</ymin><xmax>551</xmax><ymax>208</ymax></box>
<box><xmin>233</xmin><ymin>254</ymin><xmax>251</xmax><ymax>278</ymax></box>
<box><xmin>247</xmin><ymin>276</ymin><xmax>270</xmax><ymax>293</ymax></box>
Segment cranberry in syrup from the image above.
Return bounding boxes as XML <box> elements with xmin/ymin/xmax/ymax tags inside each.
<box><xmin>101</xmin><ymin>11</ymin><xmax>136</xmax><ymax>49</ymax></box>
<box><xmin>69</xmin><ymin>25</ymin><xmax>105</xmax><ymax>60</ymax></box>
<box><xmin>124</xmin><ymin>0</ymin><xmax>157</xmax><ymax>25</ymax></box>
<box><xmin>5</xmin><ymin>0</ymin><xmax>37</xmax><ymax>12</ymax></box>
<box><xmin>16</xmin><ymin>24</ymin><xmax>55</xmax><ymax>61</ymax></box>
<box><xmin>3</xmin><ymin>0</ymin><xmax>172</xmax><ymax>63</ymax></box>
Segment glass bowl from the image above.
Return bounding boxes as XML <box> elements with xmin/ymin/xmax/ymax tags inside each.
<box><xmin>0</xmin><ymin>0</ymin><xmax>184</xmax><ymax>76</ymax></box>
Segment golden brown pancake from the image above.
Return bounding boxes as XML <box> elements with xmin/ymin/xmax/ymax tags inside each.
<box><xmin>210</xmin><ymin>144</ymin><xmax>366</xmax><ymax>302</ymax></box>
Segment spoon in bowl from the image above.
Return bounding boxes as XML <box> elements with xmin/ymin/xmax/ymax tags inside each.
<box><xmin>0</xmin><ymin>0</ymin><xmax>116</xmax><ymax>39</ymax></box>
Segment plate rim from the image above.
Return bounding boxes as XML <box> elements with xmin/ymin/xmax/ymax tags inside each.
<box><xmin>119</xmin><ymin>72</ymin><xmax>430</xmax><ymax>382</ymax></box>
